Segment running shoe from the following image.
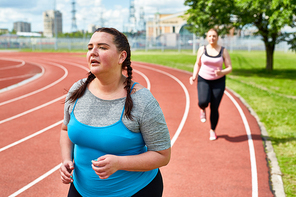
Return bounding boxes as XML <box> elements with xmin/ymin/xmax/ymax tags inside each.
<box><xmin>200</xmin><ymin>110</ymin><xmax>206</xmax><ymax>123</ymax></box>
<box><xmin>209</xmin><ymin>131</ymin><xmax>217</xmax><ymax>141</ymax></box>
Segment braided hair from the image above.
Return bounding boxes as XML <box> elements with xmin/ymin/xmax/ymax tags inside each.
<box><xmin>67</xmin><ymin>27</ymin><xmax>134</xmax><ymax>120</ymax></box>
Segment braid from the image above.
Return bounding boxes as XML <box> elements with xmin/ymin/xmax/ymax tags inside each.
<box><xmin>124</xmin><ymin>57</ymin><xmax>133</xmax><ymax>120</ymax></box>
<box><xmin>67</xmin><ymin>72</ymin><xmax>96</xmax><ymax>103</ymax></box>
<box><xmin>94</xmin><ymin>27</ymin><xmax>134</xmax><ymax>119</ymax></box>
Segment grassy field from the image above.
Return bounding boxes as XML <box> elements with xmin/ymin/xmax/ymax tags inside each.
<box><xmin>132</xmin><ymin>50</ymin><xmax>296</xmax><ymax>197</ymax></box>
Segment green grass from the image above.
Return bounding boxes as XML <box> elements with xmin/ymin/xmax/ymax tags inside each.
<box><xmin>132</xmin><ymin>50</ymin><xmax>296</xmax><ymax>197</ymax></box>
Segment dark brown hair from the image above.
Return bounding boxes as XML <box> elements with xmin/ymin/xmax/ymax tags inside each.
<box><xmin>67</xmin><ymin>27</ymin><xmax>134</xmax><ymax>120</ymax></box>
<box><xmin>207</xmin><ymin>28</ymin><xmax>219</xmax><ymax>36</ymax></box>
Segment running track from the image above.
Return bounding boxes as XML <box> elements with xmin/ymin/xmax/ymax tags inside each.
<box><xmin>0</xmin><ymin>52</ymin><xmax>274</xmax><ymax>197</ymax></box>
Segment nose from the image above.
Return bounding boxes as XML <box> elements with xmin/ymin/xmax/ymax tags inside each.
<box><xmin>90</xmin><ymin>47</ymin><xmax>98</xmax><ymax>56</ymax></box>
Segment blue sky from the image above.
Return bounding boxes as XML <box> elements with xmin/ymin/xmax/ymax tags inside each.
<box><xmin>0</xmin><ymin>0</ymin><xmax>188</xmax><ymax>32</ymax></box>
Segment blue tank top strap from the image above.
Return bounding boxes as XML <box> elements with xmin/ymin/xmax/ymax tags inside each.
<box><xmin>72</xmin><ymin>99</ymin><xmax>79</xmax><ymax>113</ymax></box>
<box><xmin>119</xmin><ymin>82</ymin><xmax>138</xmax><ymax>119</ymax></box>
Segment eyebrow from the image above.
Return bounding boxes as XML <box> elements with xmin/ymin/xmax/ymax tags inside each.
<box><xmin>88</xmin><ymin>42</ymin><xmax>110</xmax><ymax>47</ymax></box>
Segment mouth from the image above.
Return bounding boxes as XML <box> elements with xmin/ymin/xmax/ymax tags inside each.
<box><xmin>90</xmin><ymin>59</ymin><xmax>100</xmax><ymax>65</ymax></box>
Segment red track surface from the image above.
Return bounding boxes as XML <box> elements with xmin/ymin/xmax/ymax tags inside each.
<box><xmin>0</xmin><ymin>52</ymin><xmax>273</xmax><ymax>197</ymax></box>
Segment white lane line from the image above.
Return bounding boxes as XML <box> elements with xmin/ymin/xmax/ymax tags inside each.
<box><xmin>134</xmin><ymin>63</ymin><xmax>190</xmax><ymax>146</ymax></box>
<box><xmin>0</xmin><ymin>120</ymin><xmax>63</xmax><ymax>152</ymax></box>
<box><xmin>133</xmin><ymin>69</ymin><xmax>151</xmax><ymax>90</ymax></box>
<box><xmin>224</xmin><ymin>90</ymin><xmax>258</xmax><ymax>197</ymax></box>
<box><xmin>7</xmin><ymin>64</ymin><xmax>188</xmax><ymax>196</ymax></box>
<box><xmin>0</xmin><ymin>63</ymin><xmax>45</xmax><ymax>94</ymax></box>
<box><xmin>0</xmin><ymin>62</ymin><xmax>67</xmax><ymax>106</ymax></box>
<box><xmin>0</xmin><ymin>73</ymin><xmax>38</xmax><ymax>81</ymax></box>
<box><xmin>0</xmin><ymin>59</ymin><xmax>25</xmax><ymax>70</ymax></box>
<box><xmin>0</xmin><ymin>95</ymin><xmax>65</xmax><ymax>125</ymax></box>
<box><xmin>8</xmin><ymin>163</ymin><xmax>62</xmax><ymax>197</ymax></box>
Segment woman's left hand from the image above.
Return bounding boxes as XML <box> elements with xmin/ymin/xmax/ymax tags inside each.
<box><xmin>92</xmin><ymin>155</ymin><xmax>120</xmax><ymax>179</ymax></box>
<box><xmin>215</xmin><ymin>68</ymin><xmax>223</xmax><ymax>76</ymax></box>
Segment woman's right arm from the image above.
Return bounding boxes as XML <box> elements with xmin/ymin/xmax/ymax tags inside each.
<box><xmin>59</xmin><ymin>123</ymin><xmax>74</xmax><ymax>184</ymax></box>
<box><xmin>189</xmin><ymin>46</ymin><xmax>204</xmax><ymax>85</ymax></box>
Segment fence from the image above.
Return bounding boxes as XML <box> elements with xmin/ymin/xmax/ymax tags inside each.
<box><xmin>0</xmin><ymin>34</ymin><xmax>291</xmax><ymax>53</ymax></box>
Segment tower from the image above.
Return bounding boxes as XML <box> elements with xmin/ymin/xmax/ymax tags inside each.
<box><xmin>138</xmin><ymin>7</ymin><xmax>145</xmax><ymax>32</ymax></box>
<box><xmin>71</xmin><ymin>0</ymin><xmax>77</xmax><ymax>32</ymax></box>
<box><xmin>128</xmin><ymin>0</ymin><xmax>136</xmax><ymax>33</ymax></box>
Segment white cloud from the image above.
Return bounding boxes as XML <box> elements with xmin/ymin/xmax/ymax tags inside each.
<box><xmin>0</xmin><ymin>0</ymin><xmax>187</xmax><ymax>32</ymax></box>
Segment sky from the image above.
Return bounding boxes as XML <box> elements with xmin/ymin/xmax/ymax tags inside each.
<box><xmin>0</xmin><ymin>0</ymin><xmax>188</xmax><ymax>33</ymax></box>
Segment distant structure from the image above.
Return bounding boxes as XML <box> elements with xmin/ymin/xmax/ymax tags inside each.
<box><xmin>88</xmin><ymin>12</ymin><xmax>105</xmax><ymax>33</ymax></box>
<box><xmin>43</xmin><ymin>10</ymin><xmax>63</xmax><ymax>37</ymax></box>
<box><xmin>88</xmin><ymin>24</ymin><xmax>97</xmax><ymax>33</ymax></box>
<box><xmin>71</xmin><ymin>0</ymin><xmax>78</xmax><ymax>32</ymax></box>
<box><xmin>127</xmin><ymin>0</ymin><xmax>137</xmax><ymax>33</ymax></box>
<box><xmin>138</xmin><ymin>7</ymin><xmax>145</xmax><ymax>32</ymax></box>
<box><xmin>99</xmin><ymin>12</ymin><xmax>106</xmax><ymax>28</ymax></box>
<box><xmin>0</xmin><ymin>28</ymin><xmax>9</xmax><ymax>34</ymax></box>
<box><xmin>13</xmin><ymin>21</ymin><xmax>31</xmax><ymax>33</ymax></box>
<box><xmin>146</xmin><ymin>11</ymin><xmax>187</xmax><ymax>46</ymax></box>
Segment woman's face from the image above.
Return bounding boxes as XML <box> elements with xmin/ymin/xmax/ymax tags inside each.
<box><xmin>86</xmin><ymin>32</ymin><xmax>126</xmax><ymax>76</ymax></box>
<box><xmin>206</xmin><ymin>30</ymin><xmax>218</xmax><ymax>45</ymax></box>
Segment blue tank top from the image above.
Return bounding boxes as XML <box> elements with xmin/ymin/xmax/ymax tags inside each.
<box><xmin>67</xmin><ymin>83</ymin><xmax>158</xmax><ymax>197</ymax></box>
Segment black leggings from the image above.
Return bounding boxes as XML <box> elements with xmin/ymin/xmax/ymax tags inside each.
<box><xmin>68</xmin><ymin>170</ymin><xmax>163</xmax><ymax>197</ymax></box>
<box><xmin>197</xmin><ymin>75</ymin><xmax>225</xmax><ymax>130</ymax></box>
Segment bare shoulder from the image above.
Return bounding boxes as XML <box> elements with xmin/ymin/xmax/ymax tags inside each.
<box><xmin>197</xmin><ymin>46</ymin><xmax>205</xmax><ymax>56</ymax></box>
<box><xmin>131</xmin><ymin>82</ymin><xmax>145</xmax><ymax>94</ymax></box>
<box><xmin>222</xmin><ymin>47</ymin><xmax>230</xmax><ymax>57</ymax></box>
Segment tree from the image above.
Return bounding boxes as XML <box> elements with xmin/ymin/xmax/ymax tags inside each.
<box><xmin>184</xmin><ymin>0</ymin><xmax>296</xmax><ymax>70</ymax></box>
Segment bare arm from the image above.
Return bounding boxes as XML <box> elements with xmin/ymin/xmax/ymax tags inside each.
<box><xmin>59</xmin><ymin>123</ymin><xmax>74</xmax><ymax>184</ymax></box>
<box><xmin>92</xmin><ymin>148</ymin><xmax>171</xmax><ymax>179</ymax></box>
<box><xmin>189</xmin><ymin>46</ymin><xmax>204</xmax><ymax>85</ymax></box>
<box><xmin>215</xmin><ymin>48</ymin><xmax>232</xmax><ymax>76</ymax></box>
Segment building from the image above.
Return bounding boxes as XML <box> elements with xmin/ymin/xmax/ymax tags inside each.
<box><xmin>146</xmin><ymin>11</ymin><xmax>189</xmax><ymax>46</ymax></box>
<box><xmin>16</xmin><ymin>32</ymin><xmax>42</xmax><ymax>37</ymax></box>
<box><xmin>13</xmin><ymin>21</ymin><xmax>31</xmax><ymax>32</ymax></box>
<box><xmin>43</xmin><ymin>10</ymin><xmax>63</xmax><ymax>37</ymax></box>
<box><xmin>88</xmin><ymin>24</ymin><xmax>101</xmax><ymax>33</ymax></box>
<box><xmin>0</xmin><ymin>28</ymin><xmax>9</xmax><ymax>34</ymax></box>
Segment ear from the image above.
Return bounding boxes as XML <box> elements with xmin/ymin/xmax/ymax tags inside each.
<box><xmin>118</xmin><ymin>51</ymin><xmax>127</xmax><ymax>64</ymax></box>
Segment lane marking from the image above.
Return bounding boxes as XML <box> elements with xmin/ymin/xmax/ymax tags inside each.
<box><xmin>0</xmin><ymin>62</ymin><xmax>67</xmax><ymax>106</ymax></box>
<box><xmin>133</xmin><ymin>69</ymin><xmax>151</xmax><ymax>90</ymax></box>
<box><xmin>8</xmin><ymin>163</ymin><xmax>62</xmax><ymax>197</ymax></box>
<box><xmin>0</xmin><ymin>120</ymin><xmax>63</xmax><ymax>152</ymax></box>
<box><xmin>225</xmin><ymin>90</ymin><xmax>258</xmax><ymax>197</ymax></box>
<box><xmin>133</xmin><ymin>63</ymin><xmax>190</xmax><ymax>146</ymax></box>
<box><xmin>0</xmin><ymin>69</ymin><xmax>149</xmax><ymax>148</ymax></box>
<box><xmin>0</xmin><ymin>73</ymin><xmax>38</xmax><ymax>81</ymax></box>
<box><xmin>0</xmin><ymin>95</ymin><xmax>65</xmax><ymax>125</ymax></box>
<box><xmin>0</xmin><ymin>59</ymin><xmax>25</xmax><ymax>70</ymax></box>
<box><xmin>0</xmin><ymin>63</ymin><xmax>45</xmax><ymax>94</ymax></box>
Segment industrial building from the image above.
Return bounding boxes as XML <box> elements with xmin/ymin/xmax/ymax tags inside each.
<box><xmin>43</xmin><ymin>10</ymin><xmax>63</xmax><ymax>37</ymax></box>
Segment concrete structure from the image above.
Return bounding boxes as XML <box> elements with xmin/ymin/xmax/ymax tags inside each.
<box><xmin>13</xmin><ymin>21</ymin><xmax>31</xmax><ymax>33</ymax></box>
<box><xmin>43</xmin><ymin>10</ymin><xmax>63</xmax><ymax>37</ymax></box>
<box><xmin>146</xmin><ymin>11</ymin><xmax>188</xmax><ymax>46</ymax></box>
<box><xmin>0</xmin><ymin>28</ymin><xmax>9</xmax><ymax>34</ymax></box>
<box><xmin>16</xmin><ymin>32</ymin><xmax>42</xmax><ymax>37</ymax></box>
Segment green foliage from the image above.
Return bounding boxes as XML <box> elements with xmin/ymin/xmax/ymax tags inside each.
<box><xmin>58</xmin><ymin>31</ymin><xmax>92</xmax><ymax>38</ymax></box>
<box><xmin>184</xmin><ymin>0</ymin><xmax>235</xmax><ymax>37</ymax></box>
<box><xmin>184</xmin><ymin>0</ymin><xmax>296</xmax><ymax>70</ymax></box>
